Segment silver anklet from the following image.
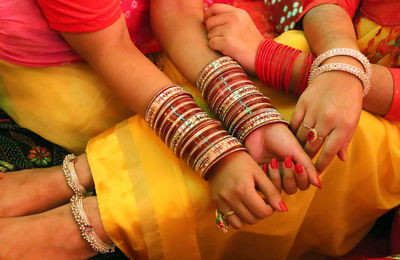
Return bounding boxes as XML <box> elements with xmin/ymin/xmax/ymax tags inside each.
<box><xmin>63</xmin><ymin>154</ymin><xmax>87</xmax><ymax>195</ymax></box>
<box><xmin>70</xmin><ymin>194</ymin><xmax>115</xmax><ymax>254</ymax></box>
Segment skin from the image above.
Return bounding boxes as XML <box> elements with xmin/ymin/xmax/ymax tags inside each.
<box><xmin>0</xmin><ymin>1</ymin><xmax>319</xmax><ymax>257</ymax></box>
<box><xmin>204</xmin><ymin>3</ymin><xmax>394</xmax><ymax>175</ymax></box>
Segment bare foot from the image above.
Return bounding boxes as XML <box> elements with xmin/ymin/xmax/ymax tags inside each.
<box><xmin>0</xmin><ymin>196</ymin><xmax>111</xmax><ymax>259</ymax></box>
<box><xmin>0</xmin><ymin>154</ymin><xmax>94</xmax><ymax>217</ymax></box>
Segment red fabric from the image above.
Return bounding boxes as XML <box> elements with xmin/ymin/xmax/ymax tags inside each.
<box><xmin>297</xmin><ymin>0</ymin><xmax>360</xmax><ymax>22</ymax></box>
<box><xmin>384</xmin><ymin>68</ymin><xmax>400</xmax><ymax>121</ymax></box>
<box><xmin>37</xmin><ymin>0</ymin><xmax>122</xmax><ymax>33</ymax></box>
<box><xmin>361</xmin><ymin>0</ymin><xmax>400</xmax><ymax>26</ymax></box>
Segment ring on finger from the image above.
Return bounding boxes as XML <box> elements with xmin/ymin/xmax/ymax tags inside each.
<box><xmin>301</xmin><ymin>123</ymin><xmax>325</xmax><ymax>143</ymax></box>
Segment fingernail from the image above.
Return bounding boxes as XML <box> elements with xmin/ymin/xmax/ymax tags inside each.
<box><xmin>294</xmin><ymin>164</ymin><xmax>303</xmax><ymax>175</ymax></box>
<box><xmin>270</xmin><ymin>158</ymin><xmax>278</xmax><ymax>169</ymax></box>
<box><xmin>284</xmin><ymin>157</ymin><xmax>293</xmax><ymax>168</ymax></box>
<box><xmin>279</xmin><ymin>201</ymin><xmax>288</xmax><ymax>212</ymax></box>
<box><xmin>317</xmin><ymin>177</ymin><xmax>322</xmax><ymax>189</ymax></box>
<box><xmin>262</xmin><ymin>163</ymin><xmax>268</xmax><ymax>173</ymax></box>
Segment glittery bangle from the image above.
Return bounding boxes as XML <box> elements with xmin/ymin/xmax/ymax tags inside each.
<box><xmin>201</xmin><ymin>64</ymin><xmax>243</xmax><ymax>95</ymax></box>
<box><xmin>236</xmin><ymin>113</ymin><xmax>288</xmax><ymax>142</ymax></box>
<box><xmin>157</xmin><ymin>100</ymin><xmax>197</xmax><ymax>137</ymax></box>
<box><xmin>310</xmin><ymin>48</ymin><xmax>372</xmax><ymax>78</ymax></box>
<box><xmin>231</xmin><ymin>108</ymin><xmax>279</xmax><ymax>137</ymax></box>
<box><xmin>196</xmin><ymin>56</ymin><xmax>235</xmax><ymax>91</ymax></box>
<box><xmin>62</xmin><ymin>154</ymin><xmax>87</xmax><ymax>196</ymax></box>
<box><xmin>206</xmin><ymin>72</ymin><xmax>248</xmax><ymax>102</ymax></box>
<box><xmin>145</xmin><ymin>85</ymin><xmax>186</xmax><ymax>128</ymax></box>
<box><xmin>179</xmin><ymin>121</ymin><xmax>222</xmax><ymax>160</ymax></box>
<box><xmin>170</xmin><ymin>112</ymin><xmax>209</xmax><ymax>152</ymax></box>
<box><xmin>223</xmin><ymin>95</ymin><xmax>270</xmax><ymax>126</ymax></box>
<box><xmin>186</xmin><ymin>130</ymin><xmax>229</xmax><ymax>166</ymax></box>
<box><xmin>164</xmin><ymin>107</ymin><xmax>203</xmax><ymax>144</ymax></box>
<box><xmin>215</xmin><ymin>85</ymin><xmax>260</xmax><ymax>119</ymax></box>
<box><xmin>195</xmin><ymin>137</ymin><xmax>244</xmax><ymax>177</ymax></box>
<box><xmin>70</xmin><ymin>194</ymin><xmax>115</xmax><ymax>254</ymax></box>
<box><xmin>228</xmin><ymin>103</ymin><xmax>273</xmax><ymax>133</ymax></box>
<box><xmin>152</xmin><ymin>93</ymin><xmax>192</xmax><ymax>131</ymax></box>
<box><xmin>309</xmin><ymin>63</ymin><xmax>371</xmax><ymax>97</ymax></box>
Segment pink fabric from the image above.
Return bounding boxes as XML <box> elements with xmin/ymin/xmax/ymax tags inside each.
<box><xmin>0</xmin><ymin>0</ymin><xmax>233</xmax><ymax>67</ymax></box>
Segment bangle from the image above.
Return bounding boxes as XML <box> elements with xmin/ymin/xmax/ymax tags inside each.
<box><xmin>308</xmin><ymin>63</ymin><xmax>371</xmax><ymax>97</ymax></box>
<box><xmin>196</xmin><ymin>56</ymin><xmax>234</xmax><ymax>90</ymax></box>
<box><xmin>70</xmin><ymin>194</ymin><xmax>115</xmax><ymax>254</ymax></box>
<box><xmin>62</xmin><ymin>154</ymin><xmax>87</xmax><ymax>196</ymax></box>
<box><xmin>201</xmin><ymin>63</ymin><xmax>243</xmax><ymax>95</ymax></box>
<box><xmin>163</xmin><ymin>107</ymin><xmax>202</xmax><ymax>144</ymax></box>
<box><xmin>145</xmin><ymin>85</ymin><xmax>186</xmax><ymax>128</ymax></box>
<box><xmin>223</xmin><ymin>95</ymin><xmax>270</xmax><ymax>126</ymax></box>
<box><xmin>311</xmin><ymin>48</ymin><xmax>371</xmax><ymax>78</ymax></box>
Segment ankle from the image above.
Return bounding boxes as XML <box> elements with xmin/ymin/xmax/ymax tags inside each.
<box><xmin>74</xmin><ymin>154</ymin><xmax>95</xmax><ymax>192</ymax></box>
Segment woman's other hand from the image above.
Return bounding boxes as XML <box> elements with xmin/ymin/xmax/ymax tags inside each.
<box><xmin>245</xmin><ymin>123</ymin><xmax>320</xmax><ymax>194</ymax></box>
<box><xmin>208</xmin><ymin>151</ymin><xmax>287</xmax><ymax>229</ymax></box>
<box><xmin>291</xmin><ymin>57</ymin><xmax>363</xmax><ymax>173</ymax></box>
<box><xmin>203</xmin><ymin>4</ymin><xmax>264</xmax><ymax>74</ymax></box>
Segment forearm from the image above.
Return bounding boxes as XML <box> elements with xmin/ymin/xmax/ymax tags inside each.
<box><xmin>61</xmin><ymin>16</ymin><xmax>173</xmax><ymax>116</ymax></box>
<box><xmin>150</xmin><ymin>0</ymin><xmax>220</xmax><ymax>83</ymax></box>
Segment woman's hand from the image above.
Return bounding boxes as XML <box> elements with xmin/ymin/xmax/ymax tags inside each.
<box><xmin>203</xmin><ymin>4</ymin><xmax>264</xmax><ymax>74</ymax></box>
<box><xmin>245</xmin><ymin>123</ymin><xmax>320</xmax><ymax>194</ymax></box>
<box><xmin>291</xmin><ymin>65</ymin><xmax>363</xmax><ymax>173</ymax></box>
<box><xmin>208</xmin><ymin>151</ymin><xmax>287</xmax><ymax>229</ymax></box>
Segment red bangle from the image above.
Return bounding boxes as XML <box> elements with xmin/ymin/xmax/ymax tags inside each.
<box><xmin>385</xmin><ymin>68</ymin><xmax>400</xmax><ymax>121</ymax></box>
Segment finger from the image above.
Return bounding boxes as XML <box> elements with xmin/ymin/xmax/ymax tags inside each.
<box><xmin>268</xmin><ymin>159</ymin><xmax>281</xmax><ymax>193</ymax></box>
<box><xmin>315</xmin><ymin>129</ymin><xmax>347</xmax><ymax>173</ymax></box>
<box><xmin>204</xmin><ymin>3</ymin><xmax>236</xmax><ymax>23</ymax></box>
<box><xmin>303</xmin><ymin>119</ymin><xmax>331</xmax><ymax>159</ymax></box>
<box><xmin>207</xmin><ymin>26</ymin><xmax>230</xmax><ymax>40</ymax></box>
<box><xmin>290</xmin><ymin>101</ymin><xmax>306</xmax><ymax>134</ymax></box>
<box><xmin>254</xmin><ymin>169</ymin><xmax>287</xmax><ymax>212</ymax></box>
<box><xmin>338</xmin><ymin>137</ymin><xmax>352</xmax><ymax>161</ymax></box>
<box><xmin>208</xmin><ymin>36</ymin><xmax>225</xmax><ymax>52</ymax></box>
<box><xmin>241</xmin><ymin>189</ymin><xmax>274</xmax><ymax>220</ymax></box>
<box><xmin>205</xmin><ymin>13</ymin><xmax>229</xmax><ymax>31</ymax></box>
<box><xmin>216</xmin><ymin>198</ymin><xmax>243</xmax><ymax>229</ymax></box>
<box><xmin>293</xmin><ymin>164</ymin><xmax>310</xmax><ymax>191</ymax></box>
<box><xmin>295</xmin><ymin>115</ymin><xmax>315</xmax><ymax>146</ymax></box>
<box><xmin>282</xmin><ymin>157</ymin><xmax>297</xmax><ymax>194</ymax></box>
<box><xmin>291</xmin><ymin>139</ymin><xmax>321</xmax><ymax>189</ymax></box>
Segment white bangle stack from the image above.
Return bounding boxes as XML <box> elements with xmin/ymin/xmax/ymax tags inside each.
<box><xmin>71</xmin><ymin>194</ymin><xmax>115</xmax><ymax>254</ymax></box>
<box><xmin>62</xmin><ymin>154</ymin><xmax>87</xmax><ymax>196</ymax></box>
<box><xmin>308</xmin><ymin>48</ymin><xmax>372</xmax><ymax>97</ymax></box>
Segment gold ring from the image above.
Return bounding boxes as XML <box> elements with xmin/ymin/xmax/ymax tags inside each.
<box><xmin>301</xmin><ymin>123</ymin><xmax>325</xmax><ymax>143</ymax></box>
<box><xmin>225</xmin><ymin>210</ymin><xmax>235</xmax><ymax>217</ymax></box>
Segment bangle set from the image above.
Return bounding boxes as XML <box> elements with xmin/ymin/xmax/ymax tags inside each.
<box><xmin>62</xmin><ymin>154</ymin><xmax>115</xmax><ymax>254</ymax></box>
<box><xmin>196</xmin><ymin>56</ymin><xmax>288</xmax><ymax>143</ymax></box>
<box><xmin>145</xmin><ymin>85</ymin><xmax>245</xmax><ymax>179</ymax></box>
<box><xmin>309</xmin><ymin>48</ymin><xmax>372</xmax><ymax>97</ymax></box>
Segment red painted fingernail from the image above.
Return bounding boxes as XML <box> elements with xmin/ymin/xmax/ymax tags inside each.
<box><xmin>294</xmin><ymin>164</ymin><xmax>303</xmax><ymax>175</ymax></box>
<box><xmin>317</xmin><ymin>177</ymin><xmax>322</xmax><ymax>189</ymax></box>
<box><xmin>270</xmin><ymin>158</ymin><xmax>278</xmax><ymax>169</ymax></box>
<box><xmin>284</xmin><ymin>157</ymin><xmax>293</xmax><ymax>168</ymax></box>
<box><xmin>279</xmin><ymin>201</ymin><xmax>288</xmax><ymax>212</ymax></box>
<box><xmin>262</xmin><ymin>163</ymin><xmax>268</xmax><ymax>173</ymax></box>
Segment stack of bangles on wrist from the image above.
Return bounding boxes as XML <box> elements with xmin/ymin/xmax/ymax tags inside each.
<box><xmin>196</xmin><ymin>56</ymin><xmax>288</xmax><ymax>142</ymax></box>
<box><xmin>145</xmin><ymin>85</ymin><xmax>246</xmax><ymax>179</ymax></box>
<box><xmin>256</xmin><ymin>39</ymin><xmax>373</xmax><ymax>98</ymax></box>
<box><xmin>62</xmin><ymin>154</ymin><xmax>116</xmax><ymax>254</ymax></box>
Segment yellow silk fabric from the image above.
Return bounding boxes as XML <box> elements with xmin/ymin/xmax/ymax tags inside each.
<box><xmin>87</xmin><ymin>31</ymin><xmax>400</xmax><ymax>259</ymax></box>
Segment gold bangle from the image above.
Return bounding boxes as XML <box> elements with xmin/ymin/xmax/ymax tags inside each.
<box><xmin>164</xmin><ymin>107</ymin><xmax>202</xmax><ymax>144</ymax></box>
<box><xmin>157</xmin><ymin>100</ymin><xmax>196</xmax><ymax>137</ymax></box>
<box><xmin>186</xmin><ymin>130</ymin><xmax>228</xmax><ymax>165</ymax></box>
